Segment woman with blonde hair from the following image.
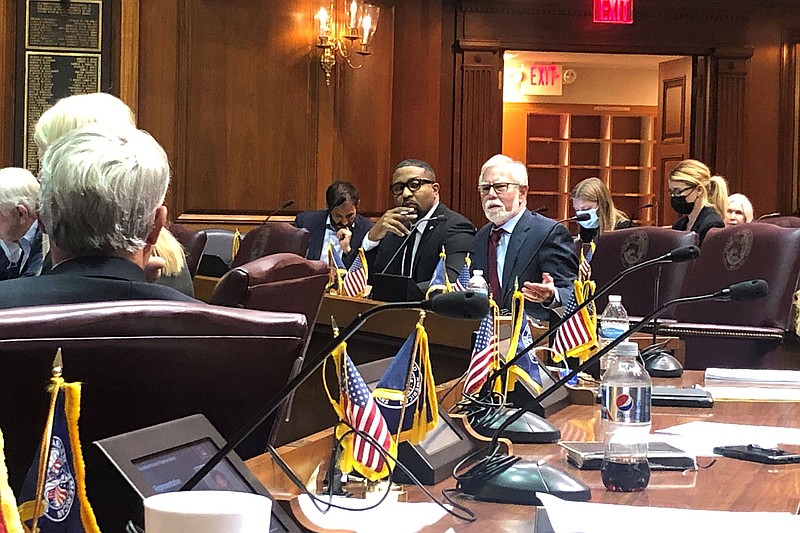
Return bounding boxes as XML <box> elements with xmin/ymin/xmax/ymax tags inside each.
<box><xmin>668</xmin><ymin>159</ymin><xmax>726</xmax><ymax>244</ymax></box>
<box><xmin>34</xmin><ymin>92</ymin><xmax>194</xmax><ymax>297</ymax></box>
<box><xmin>570</xmin><ymin>177</ymin><xmax>633</xmax><ymax>243</ymax></box>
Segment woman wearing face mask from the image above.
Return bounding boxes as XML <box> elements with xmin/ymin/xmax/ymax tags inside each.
<box><xmin>570</xmin><ymin>177</ymin><xmax>633</xmax><ymax>243</ymax></box>
<box><xmin>668</xmin><ymin>159</ymin><xmax>727</xmax><ymax>244</ymax></box>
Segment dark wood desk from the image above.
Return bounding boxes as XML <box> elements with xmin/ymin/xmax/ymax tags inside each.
<box><xmin>247</xmin><ymin>372</ymin><xmax>800</xmax><ymax>532</ymax></box>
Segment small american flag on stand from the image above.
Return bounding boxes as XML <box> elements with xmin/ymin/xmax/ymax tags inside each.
<box><xmin>343</xmin><ymin>248</ymin><xmax>368</xmax><ymax>297</ymax></box>
<box><xmin>463</xmin><ymin>311</ymin><xmax>498</xmax><ymax>396</ymax></box>
<box><xmin>453</xmin><ymin>256</ymin><xmax>471</xmax><ymax>292</ymax></box>
<box><xmin>551</xmin><ymin>242</ymin><xmax>598</xmax><ymax>362</ymax></box>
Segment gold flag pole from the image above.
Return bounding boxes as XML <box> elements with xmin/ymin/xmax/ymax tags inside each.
<box><xmin>29</xmin><ymin>348</ymin><xmax>64</xmax><ymax>533</ymax></box>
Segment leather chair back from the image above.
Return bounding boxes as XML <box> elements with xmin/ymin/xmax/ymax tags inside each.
<box><xmin>756</xmin><ymin>216</ymin><xmax>800</xmax><ymax>228</ymax></box>
<box><xmin>0</xmin><ymin>300</ymin><xmax>307</xmax><ymax>489</ymax></box>
<box><xmin>197</xmin><ymin>229</ymin><xmax>237</xmax><ymax>277</ymax></box>
<box><xmin>590</xmin><ymin>227</ymin><xmax>699</xmax><ymax>317</ymax></box>
<box><xmin>231</xmin><ymin>222</ymin><xmax>310</xmax><ymax>268</ymax></box>
<box><xmin>167</xmin><ymin>224</ymin><xmax>208</xmax><ymax>278</ymax></box>
<box><xmin>210</xmin><ymin>253</ymin><xmax>329</xmax><ymax>329</ymax></box>
<box><xmin>677</xmin><ymin>224</ymin><xmax>800</xmax><ymax>329</ymax></box>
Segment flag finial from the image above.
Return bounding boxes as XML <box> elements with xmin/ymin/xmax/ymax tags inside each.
<box><xmin>52</xmin><ymin>347</ymin><xmax>63</xmax><ymax>378</ymax></box>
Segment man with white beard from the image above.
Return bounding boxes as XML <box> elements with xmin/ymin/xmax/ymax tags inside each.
<box><xmin>470</xmin><ymin>154</ymin><xmax>578</xmax><ymax>321</ymax></box>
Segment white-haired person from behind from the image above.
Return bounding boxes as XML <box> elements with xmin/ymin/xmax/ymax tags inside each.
<box><xmin>0</xmin><ymin>124</ymin><xmax>196</xmax><ymax>309</ymax></box>
<box><xmin>33</xmin><ymin>91</ymin><xmax>193</xmax><ymax>296</ymax></box>
<box><xmin>726</xmin><ymin>193</ymin><xmax>754</xmax><ymax>225</ymax></box>
<box><xmin>0</xmin><ymin>167</ymin><xmax>46</xmax><ymax>279</ymax></box>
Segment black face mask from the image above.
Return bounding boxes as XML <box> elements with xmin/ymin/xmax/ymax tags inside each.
<box><xmin>671</xmin><ymin>195</ymin><xmax>695</xmax><ymax>215</ymax></box>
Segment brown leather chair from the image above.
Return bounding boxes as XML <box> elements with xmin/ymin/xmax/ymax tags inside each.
<box><xmin>210</xmin><ymin>253</ymin><xmax>329</xmax><ymax>329</ymax></box>
<box><xmin>590</xmin><ymin>226</ymin><xmax>699</xmax><ymax>318</ymax></box>
<box><xmin>757</xmin><ymin>216</ymin><xmax>800</xmax><ymax>228</ymax></box>
<box><xmin>167</xmin><ymin>223</ymin><xmax>208</xmax><ymax>278</ymax></box>
<box><xmin>658</xmin><ymin>224</ymin><xmax>800</xmax><ymax>369</ymax></box>
<box><xmin>231</xmin><ymin>222</ymin><xmax>310</xmax><ymax>268</ymax></box>
<box><xmin>0</xmin><ymin>300</ymin><xmax>307</xmax><ymax>490</ymax></box>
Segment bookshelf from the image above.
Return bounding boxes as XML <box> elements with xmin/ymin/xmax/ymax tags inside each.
<box><xmin>503</xmin><ymin>103</ymin><xmax>657</xmax><ymax>225</ymax></box>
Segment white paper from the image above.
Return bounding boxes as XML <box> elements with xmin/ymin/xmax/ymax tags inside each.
<box><xmin>654</xmin><ymin>421</ymin><xmax>800</xmax><ymax>457</ymax></box>
<box><xmin>705</xmin><ymin>368</ymin><xmax>800</xmax><ymax>386</ymax></box>
<box><xmin>296</xmin><ymin>492</ymin><xmax>448</xmax><ymax>533</ymax></box>
<box><xmin>538</xmin><ymin>493</ymin><xmax>800</xmax><ymax>533</ymax></box>
<box><xmin>699</xmin><ymin>385</ymin><xmax>800</xmax><ymax>402</ymax></box>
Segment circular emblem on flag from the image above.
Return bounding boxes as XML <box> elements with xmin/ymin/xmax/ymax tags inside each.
<box><xmin>615</xmin><ymin>394</ymin><xmax>633</xmax><ymax>411</ymax></box>
<box><xmin>43</xmin><ymin>436</ymin><xmax>76</xmax><ymax>522</ymax></box>
<box><xmin>722</xmin><ymin>228</ymin><xmax>753</xmax><ymax>271</ymax></box>
<box><xmin>620</xmin><ymin>231</ymin><xmax>649</xmax><ymax>267</ymax></box>
<box><xmin>374</xmin><ymin>362</ymin><xmax>422</xmax><ymax>409</ymax></box>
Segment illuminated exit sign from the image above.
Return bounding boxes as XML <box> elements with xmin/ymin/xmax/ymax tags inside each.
<box><xmin>522</xmin><ymin>64</ymin><xmax>563</xmax><ymax>96</ymax></box>
<box><xmin>594</xmin><ymin>0</ymin><xmax>633</xmax><ymax>24</ymax></box>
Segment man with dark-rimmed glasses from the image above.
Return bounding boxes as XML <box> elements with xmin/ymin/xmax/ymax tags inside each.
<box><xmin>363</xmin><ymin>159</ymin><xmax>475</xmax><ymax>289</ymax></box>
<box><xmin>471</xmin><ymin>154</ymin><xmax>577</xmax><ymax>320</ymax></box>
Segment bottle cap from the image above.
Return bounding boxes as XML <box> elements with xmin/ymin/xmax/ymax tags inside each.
<box><xmin>473</xmin><ymin>270</ymin><xmax>483</xmax><ymax>276</ymax></box>
<box><xmin>614</xmin><ymin>341</ymin><xmax>638</xmax><ymax>357</ymax></box>
<box><xmin>608</xmin><ymin>295</ymin><xmax>622</xmax><ymax>302</ymax></box>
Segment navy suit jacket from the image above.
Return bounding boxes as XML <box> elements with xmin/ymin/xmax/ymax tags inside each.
<box><xmin>366</xmin><ymin>203</ymin><xmax>476</xmax><ymax>289</ymax></box>
<box><xmin>0</xmin><ymin>256</ymin><xmax>196</xmax><ymax>309</ymax></box>
<box><xmin>0</xmin><ymin>226</ymin><xmax>44</xmax><ymax>281</ymax></box>
<box><xmin>294</xmin><ymin>210</ymin><xmax>373</xmax><ymax>268</ymax></box>
<box><xmin>472</xmin><ymin>210</ymin><xmax>578</xmax><ymax>321</ymax></box>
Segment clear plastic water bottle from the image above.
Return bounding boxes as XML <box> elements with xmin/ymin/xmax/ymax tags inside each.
<box><xmin>600</xmin><ymin>341</ymin><xmax>652</xmax><ymax>492</ymax></box>
<box><xmin>598</xmin><ymin>295</ymin><xmax>629</xmax><ymax>373</ymax></box>
<box><xmin>466</xmin><ymin>269</ymin><xmax>489</xmax><ymax>297</ymax></box>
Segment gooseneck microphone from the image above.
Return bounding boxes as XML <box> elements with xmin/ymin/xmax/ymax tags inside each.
<box><xmin>262</xmin><ymin>199</ymin><xmax>295</xmax><ymax>224</ymax></box>
<box><xmin>378</xmin><ymin>214</ymin><xmax>447</xmax><ymax>275</ymax></box>
<box><xmin>480</xmin><ymin>244</ymin><xmax>701</xmax><ymax>396</ymax></box>
<box><xmin>532</xmin><ymin>206</ymin><xmax>549</xmax><ymax>214</ymax></box>
<box><xmin>180</xmin><ymin>291</ymin><xmax>488</xmax><ymax>491</ymax></box>
<box><xmin>456</xmin><ymin>279</ymin><xmax>769</xmax><ymax>506</ymax></box>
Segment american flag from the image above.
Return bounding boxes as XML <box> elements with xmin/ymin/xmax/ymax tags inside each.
<box><xmin>453</xmin><ymin>259</ymin><xmax>471</xmax><ymax>291</ymax></box>
<box><xmin>343</xmin><ymin>249</ymin><xmax>368</xmax><ymax>297</ymax></box>
<box><xmin>552</xmin><ymin>243</ymin><xmax>597</xmax><ymax>361</ymax></box>
<box><xmin>463</xmin><ymin>313</ymin><xmax>498</xmax><ymax>396</ymax></box>
<box><xmin>339</xmin><ymin>352</ymin><xmax>393</xmax><ymax>474</ymax></box>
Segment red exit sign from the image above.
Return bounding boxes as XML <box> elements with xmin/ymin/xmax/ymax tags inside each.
<box><xmin>594</xmin><ymin>0</ymin><xmax>633</xmax><ymax>24</ymax></box>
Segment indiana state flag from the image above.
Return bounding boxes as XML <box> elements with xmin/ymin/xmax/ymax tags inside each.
<box><xmin>18</xmin><ymin>381</ymin><xmax>100</xmax><ymax>533</ymax></box>
<box><xmin>505</xmin><ymin>290</ymin><xmax>543</xmax><ymax>395</ymax></box>
<box><xmin>373</xmin><ymin>323</ymin><xmax>438</xmax><ymax>444</ymax></box>
<box><xmin>327</xmin><ymin>341</ymin><xmax>396</xmax><ymax>481</ymax></box>
<box><xmin>326</xmin><ymin>241</ymin><xmax>347</xmax><ymax>293</ymax></box>
<box><xmin>0</xmin><ymin>428</ymin><xmax>23</xmax><ymax>533</ymax></box>
<box><xmin>425</xmin><ymin>247</ymin><xmax>451</xmax><ymax>299</ymax></box>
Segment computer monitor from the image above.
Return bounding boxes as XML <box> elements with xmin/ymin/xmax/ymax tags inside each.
<box><xmin>91</xmin><ymin>414</ymin><xmax>300</xmax><ymax>532</ymax></box>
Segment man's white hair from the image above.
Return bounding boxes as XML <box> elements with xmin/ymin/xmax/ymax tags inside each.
<box><xmin>39</xmin><ymin>123</ymin><xmax>170</xmax><ymax>255</ymax></box>
<box><xmin>479</xmin><ymin>154</ymin><xmax>529</xmax><ymax>186</ymax></box>
<box><xmin>0</xmin><ymin>167</ymin><xmax>39</xmax><ymax>215</ymax></box>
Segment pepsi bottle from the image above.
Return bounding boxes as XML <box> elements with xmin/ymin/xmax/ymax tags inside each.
<box><xmin>600</xmin><ymin>341</ymin><xmax>652</xmax><ymax>492</ymax></box>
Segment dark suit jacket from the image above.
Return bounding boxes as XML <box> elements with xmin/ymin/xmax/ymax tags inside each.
<box><xmin>294</xmin><ymin>210</ymin><xmax>373</xmax><ymax>268</ymax></box>
<box><xmin>0</xmin><ymin>256</ymin><xmax>197</xmax><ymax>309</ymax></box>
<box><xmin>472</xmin><ymin>210</ymin><xmax>578</xmax><ymax>321</ymax></box>
<box><xmin>672</xmin><ymin>205</ymin><xmax>724</xmax><ymax>245</ymax></box>
<box><xmin>0</xmin><ymin>226</ymin><xmax>44</xmax><ymax>281</ymax></box>
<box><xmin>367</xmin><ymin>203</ymin><xmax>476</xmax><ymax>288</ymax></box>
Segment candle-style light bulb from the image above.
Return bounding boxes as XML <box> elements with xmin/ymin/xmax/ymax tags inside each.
<box><xmin>360</xmin><ymin>13</ymin><xmax>372</xmax><ymax>45</ymax></box>
<box><xmin>315</xmin><ymin>7</ymin><xmax>329</xmax><ymax>38</ymax></box>
<box><xmin>349</xmin><ymin>0</ymin><xmax>358</xmax><ymax>30</ymax></box>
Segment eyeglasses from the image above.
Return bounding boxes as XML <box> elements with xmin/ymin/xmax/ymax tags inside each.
<box><xmin>478</xmin><ymin>182</ymin><xmax>521</xmax><ymax>196</ymax></box>
<box><xmin>669</xmin><ymin>185</ymin><xmax>696</xmax><ymax>197</ymax></box>
<box><xmin>390</xmin><ymin>178</ymin><xmax>434</xmax><ymax>196</ymax></box>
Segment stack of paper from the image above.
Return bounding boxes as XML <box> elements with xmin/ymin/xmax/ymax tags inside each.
<box><xmin>705</xmin><ymin>368</ymin><xmax>800</xmax><ymax>386</ymax></box>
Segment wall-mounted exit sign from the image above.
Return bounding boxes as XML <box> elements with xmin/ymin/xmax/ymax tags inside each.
<box><xmin>593</xmin><ymin>0</ymin><xmax>633</xmax><ymax>24</ymax></box>
<box><xmin>522</xmin><ymin>64</ymin><xmax>563</xmax><ymax>96</ymax></box>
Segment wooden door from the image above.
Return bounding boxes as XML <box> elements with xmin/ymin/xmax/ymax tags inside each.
<box><xmin>656</xmin><ymin>57</ymin><xmax>693</xmax><ymax>225</ymax></box>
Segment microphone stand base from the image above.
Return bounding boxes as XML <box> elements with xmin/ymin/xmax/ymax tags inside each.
<box><xmin>469</xmin><ymin>406</ymin><xmax>561</xmax><ymax>444</ymax></box>
<box><xmin>460</xmin><ymin>459</ymin><xmax>591</xmax><ymax>505</ymax></box>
